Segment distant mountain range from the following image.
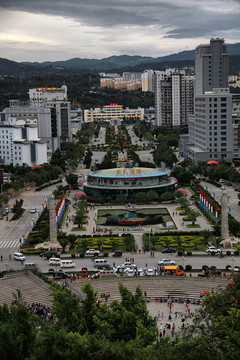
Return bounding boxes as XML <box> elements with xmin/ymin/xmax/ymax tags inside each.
<box><xmin>1</xmin><ymin>43</ymin><xmax>240</xmax><ymax>77</ymax></box>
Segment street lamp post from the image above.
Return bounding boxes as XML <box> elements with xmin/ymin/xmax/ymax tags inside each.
<box><xmin>149</xmin><ymin>230</ymin><xmax>151</xmax><ymax>252</ymax></box>
<box><xmin>182</xmin><ymin>256</ymin><xmax>185</xmax><ymax>270</ymax></box>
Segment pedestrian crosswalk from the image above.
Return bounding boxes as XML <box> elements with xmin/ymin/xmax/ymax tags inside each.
<box><xmin>23</xmin><ymin>204</ymin><xmax>43</xmax><ymax>210</ymax></box>
<box><xmin>0</xmin><ymin>239</ymin><xmax>19</xmax><ymax>249</ymax></box>
<box><xmin>24</xmin><ymin>191</ymin><xmax>53</xmax><ymax>196</ymax></box>
<box><xmin>230</xmin><ymin>198</ymin><xmax>239</xmax><ymax>205</ymax></box>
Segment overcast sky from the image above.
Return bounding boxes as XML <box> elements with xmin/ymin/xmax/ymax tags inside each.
<box><xmin>0</xmin><ymin>0</ymin><xmax>239</xmax><ymax>62</ymax></box>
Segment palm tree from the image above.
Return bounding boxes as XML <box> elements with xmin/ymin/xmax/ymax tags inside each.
<box><xmin>175</xmin><ymin>236</ymin><xmax>183</xmax><ymax>250</ymax></box>
<box><xmin>111</xmin><ymin>238</ymin><xmax>118</xmax><ymax>252</ymax></box>
<box><xmin>179</xmin><ymin>197</ymin><xmax>190</xmax><ymax>209</ymax></box>
<box><xmin>80</xmin><ymin>239</ymin><xmax>88</xmax><ymax>253</ymax></box>
<box><xmin>164</xmin><ymin>239</ymin><xmax>171</xmax><ymax>248</ymax></box>
<box><xmin>213</xmin><ymin>223</ymin><xmax>221</xmax><ymax>236</ymax></box>
<box><xmin>151</xmin><ymin>236</ymin><xmax>157</xmax><ymax>250</ymax></box>
<box><xmin>74</xmin><ymin>210</ymin><xmax>85</xmax><ymax>228</ymax></box>
<box><xmin>58</xmin><ymin>235</ymin><xmax>69</xmax><ymax>253</ymax></box>
<box><xmin>212</xmin><ymin>236</ymin><xmax>223</xmax><ymax>248</ymax></box>
<box><xmin>201</xmin><ymin>229</ymin><xmax>212</xmax><ymax>246</ymax></box>
<box><xmin>186</xmin><ymin>208</ymin><xmax>200</xmax><ymax>225</ymax></box>
<box><xmin>97</xmin><ymin>238</ymin><xmax>104</xmax><ymax>251</ymax></box>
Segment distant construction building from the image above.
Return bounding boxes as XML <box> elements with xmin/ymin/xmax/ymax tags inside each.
<box><xmin>142</xmin><ymin>70</ymin><xmax>154</xmax><ymax>92</ymax></box>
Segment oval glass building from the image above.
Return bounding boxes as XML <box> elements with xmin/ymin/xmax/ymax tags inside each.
<box><xmin>83</xmin><ymin>167</ymin><xmax>176</xmax><ymax>199</ymax></box>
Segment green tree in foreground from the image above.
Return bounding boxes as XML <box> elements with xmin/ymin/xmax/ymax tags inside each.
<box><xmin>1</xmin><ymin>276</ymin><xmax>240</xmax><ymax>359</ymax></box>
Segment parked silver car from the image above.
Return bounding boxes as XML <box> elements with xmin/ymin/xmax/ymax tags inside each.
<box><xmin>158</xmin><ymin>259</ymin><xmax>176</xmax><ymax>266</ymax></box>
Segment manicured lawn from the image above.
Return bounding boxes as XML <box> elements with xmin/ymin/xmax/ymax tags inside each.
<box><xmin>72</xmin><ymin>234</ymin><xmax>135</xmax><ymax>253</ymax></box>
<box><xmin>143</xmin><ymin>233</ymin><xmax>205</xmax><ymax>251</ymax></box>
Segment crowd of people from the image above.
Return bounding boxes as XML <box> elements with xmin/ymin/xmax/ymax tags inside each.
<box><xmin>27</xmin><ymin>302</ymin><xmax>53</xmax><ymax>323</ymax></box>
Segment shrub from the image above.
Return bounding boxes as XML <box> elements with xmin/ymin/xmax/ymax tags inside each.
<box><xmin>71</xmin><ymin>254</ymin><xmax>76</xmax><ymax>258</ymax></box>
<box><xmin>178</xmin><ymin>250</ymin><xmax>184</xmax><ymax>256</ymax></box>
<box><xmin>186</xmin><ymin>251</ymin><xmax>192</xmax><ymax>256</ymax></box>
<box><xmin>202</xmin><ymin>265</ymin><xmax>209</xmax><ymax>270</ymax></box>
<box><xmin>178</xmin><ymin>265</ymin><xmax>183</xmax><ymax>270</ymax></box>
<box><xmin>210</xmin><ymin>252</ymin><xmax>216</xmax><ymax>256</ymax></box>
<box><xmin>185</xmin><ymin>264</ymin><xmax>192</xmax><ymax>271</ymax></box>
<box><xmin>79</xmin><ymin>253</ymin><xmax>85</xmax><ymax>258</ymax></box>
<box><xmin>103</xmin><ymin>252</ymin><xmax>109</xmax><ymax>257</ymax></box>
<box><xmin>226</xmin><ymin>250</ymin><xmax>231</xmax><ymax>256</ymax></box>
<box><xmin>226</xmin><ymin>265</ymin><xmax>231</xmax><ymax>270</ymax></box>
<box><xmin>21</xmin><ymin>249</ymin><xmax>42</xmax><ymax>255</ymax></box>
<box><xmin>234</xmin><ymin>250</ymin><xmax>239</xmax><ymax>256</ymax></box>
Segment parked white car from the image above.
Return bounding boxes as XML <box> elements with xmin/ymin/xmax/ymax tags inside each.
<box><xmin>146</xmin><ymin>268</ymin><xmax>155</xmax><ymax>276</ymax></box>
<box><xmin>125</xmin><ymin>268</ymin><xmax>135</xmax><ymax>276</ymax></box>
<box><xmin>206</xmin><ymin>246</ymin><xmax>221</xmax><ymax>254</ymax></box>
<box><xmin>121</xmin><ymin>261</ymin><xmax>137</xmax><ymax>269</ymax></box>
<box><xmin>138</xmin><ymin>268</ymin><xmax>145</xmax><ymax>276</ymax></box>
<box><xmin>158</xmin><ymin>259</ymin><xmax>176</xmax><ymax>266</ymax></box>
<box><xmin>85</xmin><ymin>249</ymin><xmax>100</xmax><ymax>255</ymax></box>
<box><xmin>229</xmin><ymin>266</ymin><xmax>240</xmax><ymax>273</ymax></box>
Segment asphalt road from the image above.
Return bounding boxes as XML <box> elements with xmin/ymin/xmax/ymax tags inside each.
<box><xmin>1</xmin><ymin>251</ymin><xmax>239</xmax><ymax>273</ymax></box>
<box><xmin>0</xmin><ymin>185</ymin><xmax>58</xmax><ymax>259</ymax></box>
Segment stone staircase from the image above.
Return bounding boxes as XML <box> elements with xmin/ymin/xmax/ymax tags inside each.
<box><xmin>72</xmin><ymin>276</ymin><xmax>227</xmax><ymax>302</ymax></box>
<box><xmin>0</xmin><ymin>271</ymin><xmax>52</xmax><ymax>306</ymax></box>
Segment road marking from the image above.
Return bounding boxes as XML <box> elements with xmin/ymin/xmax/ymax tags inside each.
<box><xmin>22</xmin><ymin>205</ymin><xmax>43</xmax><ymax>210</ymax></box>
<box><xmin>0</xmin><ymin>239</ymin><xmax>19</xmax><ymax>248</ymax></box>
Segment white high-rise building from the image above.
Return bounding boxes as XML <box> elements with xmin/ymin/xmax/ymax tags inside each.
<box><xmin>154</xmin><ymin>69</ymin><xmax>194</xmax><ymax>127</ymax></box>
<box><xmin>28</xmin><ymin>86</ymin><xmax>72</xmax><ymax>143</ymax></box>
<box><xmin>3</xmin><ymin>86</ymin><xmax>72</xmax><ymax>157</ymax></box>
<box><xmin>179</xmin><ymin>38</ymin><xmax>234</xmax><ymax>163</ymax></box>
<box><xmin>0</xmin><ymin>116</ymin><xmax>47</xmax><ymax>166</ymax></box>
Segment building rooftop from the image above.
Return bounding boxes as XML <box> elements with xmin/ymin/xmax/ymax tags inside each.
<box><xmin>89</xmin><ymin>167</ymin><xmax>169</xmax><ymax>179</ymax></box>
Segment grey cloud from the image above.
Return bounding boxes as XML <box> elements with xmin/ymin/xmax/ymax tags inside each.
<box><xmin>0</xmin><ymin>0</ymin><xmax>239</xmax><ymax>39</ymax></box>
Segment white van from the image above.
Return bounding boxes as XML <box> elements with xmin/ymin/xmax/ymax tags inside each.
<box><xmin>94</xmin><ymin>258</ymin><xmax>110</xmax><ymax>268</ymax></box>
<box><xmin>14</xmin><ymin>252</ymin><xmax>25</xmax><ymax>261</ymax></box>
<box><xmin>24</xmin><ymin>262</ymin><xmax>38</xmax><ymax>270</ymax></box>
<box><xmin>49</xmin><ymin>257</ymin><xmax>61</xmax><ymax>266</ymax></box>
<box><xmin>60</xmin><ymin>260</ymin><xmax>76</xmax><ymax>268</ymax></box>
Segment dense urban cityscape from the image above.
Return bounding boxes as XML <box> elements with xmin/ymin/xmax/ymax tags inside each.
<box><xmin>0</xmin><ymin>0</ymin><xmax>240</xmax><ymax>358</ymax></box>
